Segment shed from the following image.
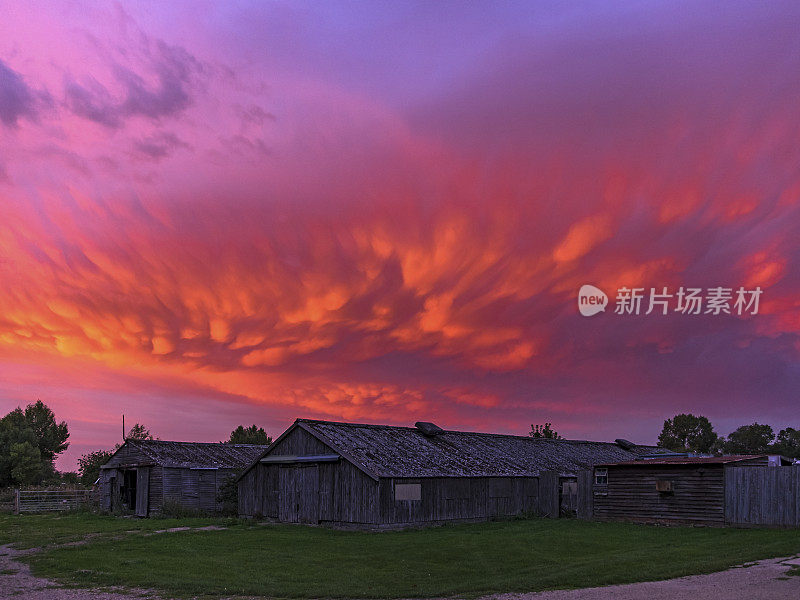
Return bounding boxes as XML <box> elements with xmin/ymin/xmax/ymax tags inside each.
<box><xmin>237</xmin><ymin>418</ymin><xmax>663</xmax><ymax>526</ymax></box>
<box><xmin>590</xmin><ymin>454</ymin><xmax>793</xmax><ymax>525</ymax></box>
<box><xmin>99</xmin><ymin>439</ymin><xmax>267</xmax><ymax>516</ymax></box>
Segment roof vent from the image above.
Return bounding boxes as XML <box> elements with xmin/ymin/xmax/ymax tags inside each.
<box><xmin>415</xmin><ymin>422</ymin><xmax>444</xmax><ymax>436</ymax></box>
<box><xmin>615</xmin><ymin>438</ymin><xmax>637</xmax><ymax>450</ymax></box>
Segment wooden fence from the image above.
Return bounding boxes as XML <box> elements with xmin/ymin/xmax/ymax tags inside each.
<box><xmin>725</xmin><ymin>465</ymin><xmax>800</xmax><ymax>527</ymax></box>
<box><xmin>14</xmin><ymin>489</ymin><xmax>92</xmax><ymax>513</ymax></box>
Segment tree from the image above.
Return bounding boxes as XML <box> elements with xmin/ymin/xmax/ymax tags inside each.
<box><xmin>216</xmin><ymin>474</ymin><xmax>238</xmax><ymax>514</ymax></box>
<box><xmin>772</xmin><ymin>427</ymin><xmax>800</xmax><ymax>458</ymax></box>
<box><xmin>23</xmin><ymin>400</ymin><xmax>70</xmax><ymax>462</ymax></box>
<box><xmin>61</xmin><ymin>471</ymin><xmax>80</xmax><ymax>486</ymax></box>
<box><xmin>722</xmin><ymin>423</ymin><xmax>775</xmax><ymax>454</ymax></box>
<box><xmin>227</xmin><ymin>425</ymin><xmax>272</xmax><ymax>445</ymax></box>
<box><xmin>77</xmin><ymin>449</ymin><xmax>115</xmax><ymax>485</ymax></box>
<box><xmin>9</xmin><ymin>441</ymin><xmax>42</xmax><ymax>485</ymax></box>
<box><xmin>657</xmin><ymin>414</ymin><xmax>718</xmax><ymax>453</ymax></box>
<box><xmin>529</xmin><ymin>423</ymin><xmax>562</xmax><ymax>439</ymax></box>
<box><xmin>0</xmin><ymin>400</ymin><xmax>69</xmax><ymax>486</ymax></box>
<box><xmin>127</xmin><ymin>423</ymin><xmax>154</xmax><ymax>440</ymax></box>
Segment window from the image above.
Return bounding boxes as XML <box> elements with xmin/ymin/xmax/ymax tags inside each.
<box><xmin>594</xmin><ymin>468</ymin><xmax>608</xmax><ymax>486</ymax></box>
<box><xmin>395</xmin><ymin>483</ymin><xmax>421</xmax><ymax>501</ymax></box>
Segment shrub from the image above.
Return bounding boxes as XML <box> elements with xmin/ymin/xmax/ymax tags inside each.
<box><xmin>216</xmin><ymin>475</ymin><xmax>238</xmax><ymax>515</ymax></box>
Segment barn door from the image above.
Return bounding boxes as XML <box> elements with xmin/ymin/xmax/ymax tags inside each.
<box><xmin>135</xmin><ymin>467</ymin><xmax>150</xmax><ymax>517</ymax></box>
<box><xmin>279</xmin><ymin>467</ymin><xmax>299</xmax><ymax>522</ymax></box>
<box><xmin>298</xmin><ymin>465</ymin><xmax>319</xmax><ymax>524</ymax></box>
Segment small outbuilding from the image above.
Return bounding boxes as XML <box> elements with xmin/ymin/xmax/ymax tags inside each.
<box><xmin>237</xmin><ymin>418</ymin><xmax>663</xmax><ymax>526</ymax></box>
<box><xmin>589</xmin><ymin>454</ymin><xmax>793</xmax><ymax>526</ymax></box>
<box><xmin>99</xmin><ymin>439</ymin><xmax>267</xmax><ymax>516</ymax></box>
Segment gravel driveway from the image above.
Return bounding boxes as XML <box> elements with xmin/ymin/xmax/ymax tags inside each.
<box><xmin>1</xmin><ymin>543</ymin><xmax>799</xmax><ymax>600</ymax></box>
<box><xmin>0</xmin><ymin>544</ymin><xmax>164</xmax><ymax>600</ymax></box>
<box><xmin>490</xmin><ymin>556</ymin><xmax>800</xmax><ymax>600</ymax></box>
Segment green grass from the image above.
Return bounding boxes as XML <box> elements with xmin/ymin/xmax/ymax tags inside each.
<box><xmin>0</xmin><ymin>511</ymin><xmax>237</xmax><ymax>549</ymax></box>
<box><xmin>1</xmin><ymin>514</ymin><xmax>799</xmax><ymax>598</ymax></box>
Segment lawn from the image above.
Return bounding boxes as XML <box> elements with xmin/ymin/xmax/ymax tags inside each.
<box><xmin>1</xmin><ymin>513</ymin><xmax>799</xmax><ymax>598</ymax></box>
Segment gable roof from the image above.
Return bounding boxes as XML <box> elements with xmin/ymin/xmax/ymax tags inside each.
<box><xmin>115</xmin><ymin>439</ymin><xmax>268</xmax><ymax>469</ymax></box>
<box><xmin>244</xmin><ymin>418</ymin><xmax>667</xmax><ymax>479</ymax></box>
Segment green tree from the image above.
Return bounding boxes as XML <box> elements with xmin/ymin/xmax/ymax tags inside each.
<box><xmin>722</xmin><ymin>423</ymin><xmax>775</xmax><ymax>454</ymax></box>
<box><xmin>772</xmin><ymin>427</ymin><xmax>800</xmax><ymax>458</ymax></box>
<box><xmin>529</xmin><ymin>423</ymin><xmax>562</xmax><ymax>439</ymax></box>
<box><xmin>216</xmin><ymin>474</ymin><xmax>238</xmax><ymax>514</ymax></box>
<box><xmin>227</xmin><ymin>425</ymin><xmax>272</xmax><ymax>445</ymax></box>
<box><xmin>9</xmin><ymin>441</ymin><xmax>42</xmax><ymax>485</ymax></box>
<box><xmin>127</xmin><ymin>423</ymin><xmax>155</xmax><ymax>440</ymax></box>
<box><xmin>23</xmin><ymin>400</ymin><xmax>70</xmax><ymax>462</ymax></box>
<box><xmin>0</xmin><ymin>401</ymin><xmax>69</xmax><ymax>486</ymax></box>
<box><xmin>61</xmin><ymin>471</ymin><xmax>80</xmax><ymax>486</ymax></box>
<box><xmin>657</xmin><ymin>414</ymin><xmax>718</xmax><ymax>453</ymax></box>
<box><xmin>77</xmin><ymin>449</ymin><xmax>115</xmax><ymax>485</ymax></box>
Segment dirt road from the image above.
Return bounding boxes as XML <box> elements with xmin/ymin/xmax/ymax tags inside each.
<box><xmin>0</xmin><ymin>544</ymin><xmax>162</xmax><ymax>600</ymax></box>
<box><xmin>492</xmin><ymin>556</ymin><xmax>800</xmax><ymax>600</ymax></box>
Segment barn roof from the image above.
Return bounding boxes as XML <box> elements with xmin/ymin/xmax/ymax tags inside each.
<box><xmin>120</xmin><ymin>439</ymin><xmax>267</xmax><ymax>469</ymax></box>
<box><xmin>284</xmin><ymin>419</ymin><xmax>666</xmax><ymax>478</ymax></box>
<box><xmin>600</xmin><ymin>455</ymin><xmax>784</xmax><ymax>466</ymax></box>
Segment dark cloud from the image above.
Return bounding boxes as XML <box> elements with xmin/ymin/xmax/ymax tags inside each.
<box><xmin>132</xmin><ymin>132</ymin><xmax>190</xmax><ymax>160</ymax></box>
<box><xmin>0</xmin><ymin>60</ymin><xmax>38</xmax><ymax>126</ymax></box>
<box><xmin>117</xmin><ymin>41</ymin><xmax>198</xmax><ymax>120</ymax></box>
<box><xmin>65</xmin><ymin>40</ymin><xmax>201</xmax><ymax>128</ymax></box>
<box><xmin>64</xmin><ymin>78</ymin><xmax>121</xmax><ymax>128</ymax></box>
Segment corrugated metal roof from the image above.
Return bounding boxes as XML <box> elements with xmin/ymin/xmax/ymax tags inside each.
<box><xmin>297</xmin><ymin>419</ymin><xmax>667</xmax><ymax>478</ymax></box>
<box><xmin>126</xmin><ymin>439</ymin><xmax>267</xmax><ymax>469</ymax></box>
<box><xmin>600</xmin><ymin>455</ymin><xmax>769</xmax><ymax>466</ymax></box>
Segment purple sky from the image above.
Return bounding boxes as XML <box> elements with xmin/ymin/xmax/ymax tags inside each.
<box><xmin>1</xmin><ymin>1</ymin><xmax>799</xmax><ymax>470</ymax></box>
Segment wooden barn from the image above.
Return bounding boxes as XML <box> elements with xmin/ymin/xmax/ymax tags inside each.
<box><xmin>237</xmin><ymin>419</ymin><xmax>663</xmax><ymax>526</ymax></box>
<box><xmin>588</xmin><ymin>455</ymin><xmax>793</xmax><ymax>526</ymax></box>
<box><xmin>99</xmin><ymin>439</ymin><xmax>267</xmax><ymax>516</ymax></box>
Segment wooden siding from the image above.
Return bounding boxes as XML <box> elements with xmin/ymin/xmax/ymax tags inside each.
<box><xmin>238</xmin><ymin>425</ymin><xmax>379</xmax><ymax>523</ymax></box>
<box><xmin>162</xmin><ymin>467</ymin><xmax>182</xmax><ymax>504</ymax></box>
<box><xmin>377</xmin><ymin>476</ymin><xmax>538</xmax><ymax>525</ymax></box>
<box><xmin>103</xmin><ymin>444</ymin><xmax>151</xmax><ymax>469</ymax></box>
<box><xmin>148</xmin><ymin>466</ymin><xmax>163</xmax><ymax>512</ymax></box>
<box><xmin>592</xmin><ymin>464</ymin><xmax>726</xmax><ymax>525</ymax></box>
<box><xmin>576</xmin><ymin>469</ymin><xmax>593</xmax><ymax>519</ymax></box>
<box><xmin>100</xmin><ymin>440</ymin><xmax>252</xmax><ymax>515</ymax></box>
<box><xmin>725</xmin><ymin>465</ymin><xmax>800</xmax><ymax>527</ymax></box>
<box><xmin>537</xmin><ymin>471</ymin><xmax>559</xmax><ymax>518</ymax></box>
<box><xmin>238</xmin><ymin>425</ymin><xmax>552</xmax><ymax>525</ymax></box>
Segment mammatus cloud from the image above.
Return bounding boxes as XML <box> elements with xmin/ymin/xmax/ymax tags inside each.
<box><xmin>0</xmin><ymin>2</ymin><xmax>799</xmax><ymax>470</ymax></box>
<box><xmin>64</xmin><ymin>40</ymin><xmax>201</xmax><ymax>128</ymax></box>
<box><xmin>0</xmin><ymin>60</ymin><xmax>39</xmax><ymax>126</ymax></box>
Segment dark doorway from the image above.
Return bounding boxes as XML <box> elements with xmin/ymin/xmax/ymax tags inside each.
<box><xmin>122</xmin><ymin>469</ymin><xmax>137</xmax><ymax>511</ymax></box>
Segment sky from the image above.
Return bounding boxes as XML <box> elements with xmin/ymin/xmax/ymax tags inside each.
<box><xmin>1</xmin><ymin>1</ymin><xmax>799</xmax><ymax>471</ymax></box>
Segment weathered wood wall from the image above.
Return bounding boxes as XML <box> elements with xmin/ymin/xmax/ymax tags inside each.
<box><xmin>377</xmin><ymin>476</ymin><xmax>539</xmax><ymax>525</ymax></box>
<box><xmin>101</xmin><ymin>442</ymin><xmax>237</xmax><ymax>515</ymax></box>
<box><xmin>537</xmin><ymin>471</ymin><xmax>559</xmax><ymax>518</ymax></box>
<box><xmin>725</xmin><ymin>465</ymin><xmax>800</xmax><ymax>527</ymax></box>
<box><xmin>592</xmin><ymin>464</ymin><xmax>726</xmax><ymax>525</ymax></box>
<box><xmin>238</xmin><ymin>426</ymin><xmax>546</xmax><ymax>525</ymax></box>
<box><xmin>576</xmin><ymin>469</ymin><xmax>593</xmax><ymax>519</ymax></box>
<box><xmin>238</xmin><ymin>425</ymin><xmax>380</xmax><ymax>523</ymax></box>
